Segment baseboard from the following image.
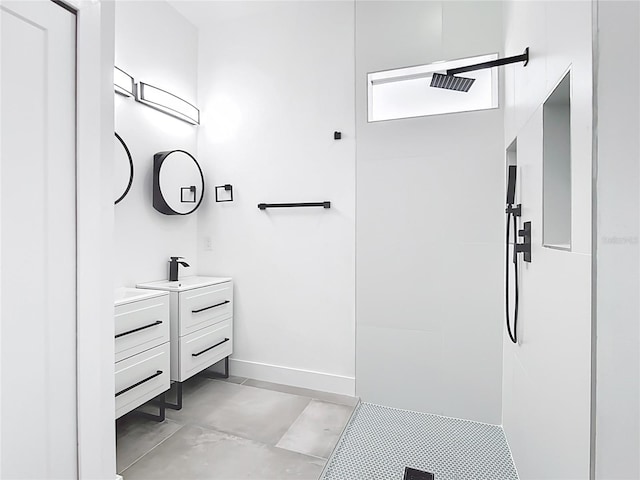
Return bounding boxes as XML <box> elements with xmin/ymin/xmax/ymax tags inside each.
<box><xmin>229</xmin><ymin>358</ymin><xmax>355</xmax><ymax>396</ymax></box>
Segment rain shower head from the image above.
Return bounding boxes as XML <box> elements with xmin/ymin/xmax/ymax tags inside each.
<box><xmin>430</xmin><ymin>73</ymin><xmax>475</xmax><ymax>92</ymax></box>
<box><xmin>431</xmin><ymin>48</ymin><xmax>530</xmax><ymax>93</ymax></box>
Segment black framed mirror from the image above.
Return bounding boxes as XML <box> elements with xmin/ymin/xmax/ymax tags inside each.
<box><xmin>153</xmin><ymin>150</ymin><xmax>204</xmax><ymax>215</ymax></box>
<box><xmin>114</xmin><ymin>132</ymin><xmax>134</xmax><ymax>205</ymax></box>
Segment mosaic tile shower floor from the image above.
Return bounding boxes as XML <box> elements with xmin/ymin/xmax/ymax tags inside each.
<box><xmin>321</xmin><ymin>403</ymin><xmax>518</xmax><ymax>480</ymax></box>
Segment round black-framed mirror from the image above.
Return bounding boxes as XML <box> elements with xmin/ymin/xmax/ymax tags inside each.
<box><xmin>153</xmin><ymin>150</ymin><xmax>205</xmax><ymax>215</ymax></box>
<box><xmin>114</xmin><ymin>132</ymin><xmax>134</xmax><ymax>205</ymax></box>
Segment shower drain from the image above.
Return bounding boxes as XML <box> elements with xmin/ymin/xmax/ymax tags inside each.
<box><xmin>404</xmin><ymin>467</ymin><xmax>434</xmax><ymax>480</ymax></box>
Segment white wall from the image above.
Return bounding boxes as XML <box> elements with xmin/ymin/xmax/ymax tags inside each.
<box><xmin>594</xmin><ymin>1</ymin><xmax>640</xmax><ymax>478</ymax></box>
<box><xmin>355</xmin><ymin>1</ymin><xmax>505</xmax><ymax>424</ymax></box>
<box><xmin>172</xmin><ymin>1</ymin><xmax>357</xmax><ymax>395</ymax></box>
<box><xmin>501</xmin><ymin>2</ymin><xmax>593</xmax><ymax>478</ymax></box>
<box><xmin>114</xmin><ymin>1</ymin><xmax>198</xmax><ymax>288</ymax></box>
<box><xmin>76</xmin><ymin>0</ymin><xmax>117</xmax><ymax>476</ymax></box>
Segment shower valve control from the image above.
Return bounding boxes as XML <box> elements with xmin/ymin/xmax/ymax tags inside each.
<box><xmin>515</xmin><ymin>221</ymin><xmax>532</xmax><ymax>263</ymax></box>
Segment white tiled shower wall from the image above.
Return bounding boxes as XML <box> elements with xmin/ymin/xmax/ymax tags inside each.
<box><xmin>501</xmin><ymin>1</ymin><xmax>593</xmax><ymax>478</ymax></box>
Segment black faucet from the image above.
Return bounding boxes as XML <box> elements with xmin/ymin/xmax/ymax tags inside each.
<box><xmin>168</xmin><ymin>257</ymin><xmax>190</xmax><ymax>281</ymax></box>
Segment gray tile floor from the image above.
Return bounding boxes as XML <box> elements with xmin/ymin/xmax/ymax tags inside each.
<box><xmin>116</xmin><ymin>376</ymin><xmax>358</xmax><ymax>479</ymax></box>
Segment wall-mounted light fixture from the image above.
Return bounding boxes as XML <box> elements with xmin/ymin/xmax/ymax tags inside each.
<box><xmin>114</xmin><ymin>66</ymin><xmax>134</xmax><ymax>97</ymax></box>
<box><xmin>136</xmin><ymin>82</ymin><xmax>200</xmax><ymax>125</ymax></box>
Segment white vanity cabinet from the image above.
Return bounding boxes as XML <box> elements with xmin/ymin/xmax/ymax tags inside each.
<box><xmin>136</xmin><ymin>276</ymin><xmax>233</xmax><ymax>383</ymax></box>
<box><xmin>114</xmin><ymin>288</ymin><xmax>170</xmax><ymax>419</ymax></box>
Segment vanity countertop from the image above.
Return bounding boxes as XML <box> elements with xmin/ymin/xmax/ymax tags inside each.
<box><xmin>136</xmin><ymin>276</ymin><xmax>232</xmax><ymax>293</ymax></box>
<box><xmin>114</xmin><ymin>287</ymin><xmax>169</xmax><ymax>307</ymax></box>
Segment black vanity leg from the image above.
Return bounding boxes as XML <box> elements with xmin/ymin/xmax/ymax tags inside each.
<box><xmin>200</xmin><ymin>356</ymin><xmax>230</xmax><ymax>380</ymax></box>
<box><xmin>224</xmin><ymin>356</ymin><xmax>229</xmax><ymax>378</ymax></box>
<box><xmin>158</xmin><ymin>394</ymin><xmax>166</xmax><ymax>421</ymax></box>
<box><xmin>134</xmin><ymin>392</ymin><xmax>166</xmax><ymax>422</ymax></box>
<box><xmin>164</xmin><ymin>382</ymin><xmax>183</xmax><ymax>411</ymax></box>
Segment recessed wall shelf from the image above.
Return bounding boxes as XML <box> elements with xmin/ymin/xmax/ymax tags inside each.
<box><xmin>543</xmin><ymin>71</ymin><xmax>571</xmax><ymax>250</ymax></box>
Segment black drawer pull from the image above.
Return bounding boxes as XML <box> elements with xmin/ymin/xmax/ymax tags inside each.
<box><xmin>115</xmin><ymin>320</ymin><xmax>163</xmax><ymax>339</ymax></box>
<box><xmin>192</xmin><ymin>338</ymin><xmax>230</xmax><ymax>357</ymax></box>
<box><xmin>192</xmin><ymin>300</ymin><xmax>230</xmax><ymax>314</ymax></box>
<box><xmin>115</xmin><ymin>370</ymin><xmax>163</xmax><ymax>397</ymax></box>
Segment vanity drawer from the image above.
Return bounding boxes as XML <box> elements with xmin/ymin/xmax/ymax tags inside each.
<box><xmin>178</xmin><ymin>282</ymin><xmax>232</xmax><ymax>336</ymax></box>
<box><xmin>115</xmin><ymin>342</ymin><xmax>170</xmax><ymax>419</ymax></box>
<box><xmin>115</xmin><ymin>295</ymin><xmax>169</xmax><ymax>362</ymax></box>
<box><xmin>177</xmin><ymin>319</ymin><xmax>232</xmax><ymax>381</ymax></box>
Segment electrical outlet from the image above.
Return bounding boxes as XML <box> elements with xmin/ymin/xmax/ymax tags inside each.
<box><xmin>205</xmin><ymin>236</ymin><xmax>213</xmax><ymax>251</ymax></box>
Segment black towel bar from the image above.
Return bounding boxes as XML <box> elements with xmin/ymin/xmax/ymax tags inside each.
<box><xmin>258</xmin><ymin>202</ymin><xmax>330</xmax><ymax>210</ymax></box>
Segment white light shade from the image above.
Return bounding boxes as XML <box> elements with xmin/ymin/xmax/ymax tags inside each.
<box><xmin>136</xmin><ymin>82</ymin><xmax>200</xmax><ymax>125</ymax></box>
<box><xmin>114</xmin><ymin>66</ymin><xmax>134</xmax><ymax>97</ymax></box>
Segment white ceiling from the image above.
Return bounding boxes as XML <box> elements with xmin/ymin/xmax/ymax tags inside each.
<box><xmin>167</xmin><ymin>0</ymin><xmax>293</xmax><ymax>30</ymax></box>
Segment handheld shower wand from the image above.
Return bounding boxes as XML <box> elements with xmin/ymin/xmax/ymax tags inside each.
<box><xmin>505</xmin><ymin>166</ymin><xmax>533</xmax><ymax>344</ymax></box>
<box><xmin>505</xmin><ymin>166</ymin><xmax>520</xmax><ymax>344</ymax></box>
<box><xmin>506</xmin><ymin>165</ymin><xmax>517</xmax><ymax>206</ymax></box>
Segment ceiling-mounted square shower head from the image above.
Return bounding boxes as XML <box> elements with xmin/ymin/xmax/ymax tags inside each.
<box><xmin>430</xmin><ymin>72</ymin><xmax>475</xmax><ymax>92</ymax></box>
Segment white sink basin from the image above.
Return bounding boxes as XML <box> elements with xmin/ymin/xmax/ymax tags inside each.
<box><xmin>114</xmin><ymin>287</ymin><xmax>168</xmax><ymax>307</ymax></box>
<box><xmin>136</xmin><ymin>275</ymin><xmax>232</xmax><ymax>292</ymax></box>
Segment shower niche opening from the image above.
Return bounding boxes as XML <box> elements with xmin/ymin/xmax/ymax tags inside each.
<box><xmin>543</xmin><ymin>71</ymin><xmax>571</xmax><ymax>250</ymax></box>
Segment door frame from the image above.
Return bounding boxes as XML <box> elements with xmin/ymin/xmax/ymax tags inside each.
<box><xmin>56</xmin><ymin>0</ymin><xmax>116</xmax><ymax>477</ymax></box>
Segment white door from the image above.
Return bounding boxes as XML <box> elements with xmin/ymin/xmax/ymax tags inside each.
<box><xmin>0</xmin><ymin>1</ymin><xmax>77</xmax><ymax>477</ymax></box>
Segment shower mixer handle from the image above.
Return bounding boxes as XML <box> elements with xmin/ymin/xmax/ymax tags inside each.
<box><xmin>515</xmin><ymin>221</ymin><xmax>532</xmax><ymax>263</ymax></box>
<box><xmin>518</xmin><ymin>221</ymin><xmax>531</xmax><ymax>240</ymax></box>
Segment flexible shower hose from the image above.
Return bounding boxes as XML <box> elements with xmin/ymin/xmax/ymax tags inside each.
<box><xmin>505</xmin><ymin>210</ymin><xmax>518</xmax><ymax>344</ymax></box>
